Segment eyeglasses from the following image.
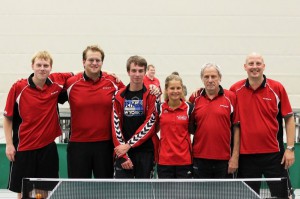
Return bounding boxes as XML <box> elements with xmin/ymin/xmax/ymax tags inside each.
<box><xmin>86</xmin><ymin>58</ymin><xmax>102</xmax><ymax>63</ymax></box>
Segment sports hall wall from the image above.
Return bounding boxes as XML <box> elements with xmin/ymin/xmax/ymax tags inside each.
<box><xmin>0</xmin><ymin>0</ymin><xmax>300</xmax><ymax>125</ymax></box>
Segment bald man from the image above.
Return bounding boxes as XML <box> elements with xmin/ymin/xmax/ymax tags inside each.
<box><xmin>230</xmin><ymin>52</ymin><xmax>295</xmax><ymax>198</ymax></box>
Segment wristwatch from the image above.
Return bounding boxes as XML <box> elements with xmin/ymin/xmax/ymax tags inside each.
<box><xmin>286</xmin><ymin>146</ymin><xmax>295</xmax><ymax>151</ymax></box>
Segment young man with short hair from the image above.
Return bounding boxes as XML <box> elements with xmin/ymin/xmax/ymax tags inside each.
<box><xmin>112</xmin><ymin>55</ymin><xmax>159</xmax><ymax>178</ymax></box>
<box><xmin>4</xmin><ymin>51</ymin><xmax>73</xmax><ymax>199</ymax></box>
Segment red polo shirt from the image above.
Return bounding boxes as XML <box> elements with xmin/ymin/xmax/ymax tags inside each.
<box><xmin>143</xmin><ymin>75</ymin><xmax>161</xmax><ymax>89</ymax></box>
<box><xmin>189</xmin><ymin>86</ymin><xmax>237</xmax><ymax>160</ymax></box>
<box><xmin>66</xmin><ymin>72</ymin><xmax>125</xmax><ymax>142</ymax></box>
<box><xmin>230</xmin><ymin>76</ymin><xmax>293</xmax><ymax>154</ymax></box>
<box><xmin>158</xmin><ymin>100</ymin><xmax>193</xmax><ymax>165</ymax></box>
<box><xmin>4</xmin><ymin>73</ymin><xmax>72</xmax><ymax>151</ymax></box>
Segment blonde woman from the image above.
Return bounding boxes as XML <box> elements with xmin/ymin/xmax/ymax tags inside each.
<box><xmin>156</xmin><ymin>74</ymin><xmax>194</xmax><ymax>178</ymax></box>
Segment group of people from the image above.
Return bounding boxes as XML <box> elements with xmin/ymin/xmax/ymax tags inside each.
<box><xmin>3</xmin><ymin>45</ymin><xmax>295</xmax><ymax>198</ymax></box>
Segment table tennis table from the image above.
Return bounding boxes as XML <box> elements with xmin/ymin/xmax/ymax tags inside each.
<box><xmin>23</xmin><ymin>178</ymin><xmax>276</xmax><ymax>199</ymax></box>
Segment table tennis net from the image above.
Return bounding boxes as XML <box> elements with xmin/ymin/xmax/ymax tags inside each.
<box><xmin>22</xmin><ymin>178</ymin><xmax>289</xmax><ymax>199</ymax></box>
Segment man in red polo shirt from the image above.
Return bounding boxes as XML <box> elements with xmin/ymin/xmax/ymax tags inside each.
<box><xmin>143</xmin><ymin>64</ymin><xmax>161</xmax><ymax>90</ymax></box>
<box><xmin>60</xmin><ymin>45</ymin><xmax>125</xmax><ymax>178</ymax></box>
<box><xmin>230</xmin><ymin>52</ymin><xmax>295</xmax><ymax>198</ymax></box>
<box><xmin>4</xmin><ymin>51</ymin><xmax>73</xmax><ymax>199</ymax></box>
<box><xmin>189</xmin><ymin>63</ymin><xmax>240</xmax><ymax>179</ymax></box>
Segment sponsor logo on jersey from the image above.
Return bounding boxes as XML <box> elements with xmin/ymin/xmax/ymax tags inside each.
<box><xmin>102</xmin><ymin>86</ymin><xmax>112</xmax><ymax>90</ymax></box>
<box><xmin>263</xmin><ymin>97</ymin><xmax>272</xmax><ymax>101</ymax></box>
<box><xmin>177</xmin><ymin>115</ymin><xmax>187</xmax><ymax>120</ymax></box>
<box><xmin>51</xmin><ymin>91</ymin><xmax>59</xmax><ymax>95</ymax></box>
<box><xmin>220</xmin><ymin>104</ymin><xmax>229</xmax><ymax>108</ymax></box>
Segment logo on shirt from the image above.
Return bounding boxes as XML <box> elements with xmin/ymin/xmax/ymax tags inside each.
<box><xmin>102</xmin><ymin>86</ymin><xmax>112</xmax><ymax>90</ymax></box>
<box><xmin>177</xmin><ymin>115</ymin><xmax>187</xmax><ymax>120</ymax></box>
<box><xmin>263</xmin><ymin>97</ymin><xmax>272</xmax><ymax>101</ymax></box>
<box><xmin>51</xmin><ymin>91</ymin><xmax>59</xmax><ymax>95</ymax></box>
<box><xmin>163</xmin><ymin>110</ymin><xmax>168</xmax><ymax>114</ymax></box>
<box><xmin>220</xmin><ymin>104</ymin><xmax>229</xmax><ymax>108</ymax></box>
<box><xmin>124</xmin><ymin>99</ymin><xmax>144</xmax><ymax>117</ymax></box>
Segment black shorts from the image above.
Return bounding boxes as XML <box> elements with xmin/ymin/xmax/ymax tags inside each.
<box><xmin>238</xmin><ymin>152</ymin><xmax>291</xmax><ymax>198</ymax></box>
<box><xmin>157</xmin><ymin>164</ymin><xmax>193</xmax><ymax>179</ymax></box>
<box><xmin>8</xmin><ymin>142</ymin><xmax>59</xmax><ymax>193</ymax></box>
<box><xmin>67</xmin><ymin>140</ymin><xmax>114</xmax><ymax>178</ymax></box>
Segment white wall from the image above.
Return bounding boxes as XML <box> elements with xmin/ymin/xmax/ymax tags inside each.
<box><xmin>1</xmin><ymin>0</ymin><xmax>300</xmax><ymax>125</ymax></box>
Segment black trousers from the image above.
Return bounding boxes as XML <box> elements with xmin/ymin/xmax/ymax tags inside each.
<box><xmin>67</xmin><ymin>140</ymin><xmax>114</xmax><ymax>178</ymax></box>
<box><xmin>193</xmin><ymin>158</ymin><xmax>228</xmax><ymax>179</ymax></box>
<box><xmin>238</xmin><ymin>152</ymin><xmax>292</xmax><ymax>198</ymax></box>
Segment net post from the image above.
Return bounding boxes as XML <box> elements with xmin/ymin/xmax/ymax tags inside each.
<box><xmin>281</xmin><ymin>177</ymin><xmax>287</xmax><ymax>187</ymax></box>
<box><xmin>281</xmin><ymin>177</ymin><xmax>294</xmax><ymax>198</ymax></box>
<box><xmin>21</xmin><ymin>178</ymin><xmax>31</xmax><ymax>199</ymax></box>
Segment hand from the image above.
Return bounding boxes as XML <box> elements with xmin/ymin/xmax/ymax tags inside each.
<box><xmin>105</xmin><ymin>71</ymin><xmax>121</xmax><ymax>83</ymax></box>
<box><xmin>228</xmin><ymin>156</ymin><xmax>238</xmax><ymax>174</ymax></box>
<box><xmin>192</xmin><ymin>88</ymin><xmax>202</xmax><ymax>97</ymax></box>
<box><xmin>115</xmin><ymin>144</ymin><xmax>131</xmax><ymax>157</ymax></box>
<box><xmin>281</xmin><ymin>150</ymin><xmax>295</xmax><ymax>169</ymax></box>
<box><xmin>149</xmin><ymin>84</ymin><xmax>161</xmax><ymax>97</ymax></box>
<box><xmin>6</xmin><ymin>144</ymin><xmax>16</xmax><ymax>162</ymax></box>
<box><xmin>121</xmin><ymin>158</ymin><xmax>134</xmax><ymax>170</ymax></box>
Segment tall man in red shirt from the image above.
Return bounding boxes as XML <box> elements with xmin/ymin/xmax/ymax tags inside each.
<box><xmin>4</xmin><ymin>51</ymin><xmax>73</xmax><ymax>199</ymax></box>
<box><xmin>60</xmin><ymin>45</ymin><xmax>125</xmax><ymax>178</ymax></box>
<box><xmin>189</xmin><ymin>63</ymin><xmax>240</xmax><ymax>178</ymax></box>
<box><xmin>112</xmin><ymin>56</ymin><xmax>159</xmax><ymax>178</ymax></box>
<box><xmin>230</xmin><ymin>52</ymin><xmax>295</xmax><ymax>198</ymax></box>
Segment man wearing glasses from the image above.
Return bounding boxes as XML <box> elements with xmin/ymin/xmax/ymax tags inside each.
<box><xmin>61</xmin><ymin>45</ymin><xmax>125</xmax><ymax>178</ymax></box>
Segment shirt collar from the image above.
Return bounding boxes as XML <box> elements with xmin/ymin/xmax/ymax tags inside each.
<box><xmin>201</xmin><ymin>85</ymin><xmax>224</xmax><ymax>96</ymax></box>
<box><xmin>245</xmin><ymin>75</ymin><xmax>267</xmax><ymax>88</ymax></box>
<box><xmin>120</xmin><ymin>84</ymin><xmax>147</xmax><ymax>97</ymax></box>
<box><xmin>146</xmin><ymin>75</ymin><xmax>155</xmax><ymax>81</ymax></box>
<box><xmin>28</xmin><ymin>73</ymin><xmax>52</xmax><ymax>88</ymax></box>
<box><xmin>83</xmin><ymin>71</ymin><xmax>102</xmax><ymax>81</ymax></box>
<box><xmin>164</xmin><ymin>99</ymin><xmax>185</xmax><ymax>111</ymax></box>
